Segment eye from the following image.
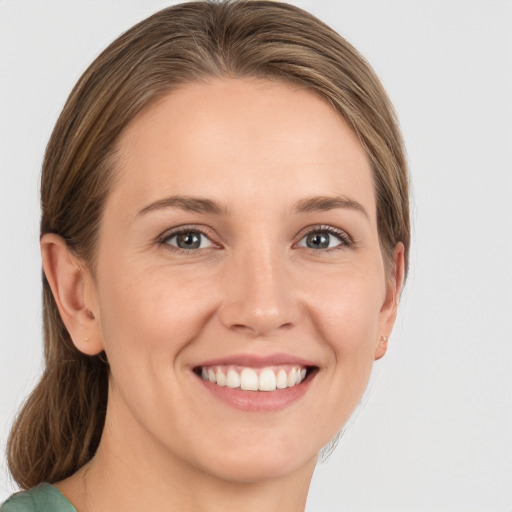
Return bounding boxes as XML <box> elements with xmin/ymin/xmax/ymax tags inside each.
<box><xmin>164</xmin><ymin>230</ymin><xmax>213</xmax><ymax>250</ymax></box>
<box><xmin>297</xmin><ymin>227</ymin><xmax>352</xmax><ymax>251</ymax></box>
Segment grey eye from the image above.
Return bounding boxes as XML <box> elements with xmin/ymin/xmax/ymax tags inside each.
<box><xmin>166</xmin><ymin>231</ymin><xmax>213</xmax><ymax>250</ymax></box>
<box><xmin>298</xmin><ymin>230</ymin><xmax>344</xmax><ymax>250</ymax></box>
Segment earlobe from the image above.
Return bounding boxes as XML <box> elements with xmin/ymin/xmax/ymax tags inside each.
<box><xmin>374</xmin><ymin>335</ymin><xmax>389</xmax><ymax>361</ymax></box>
<box><xmin>41</xmin><ymin>233</ymin><xmax>104</xmax><ymax>356</ymax></box>
<box><xmin>375</xmin><ymin>242</ymin><xmax>405</xmax><ymax>361</ymax></box>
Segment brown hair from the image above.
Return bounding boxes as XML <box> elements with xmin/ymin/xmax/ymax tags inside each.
<box><xmin>7</xmin><ymin>0</ymin><xmax>409</xmax><ymax>489</ymax></box>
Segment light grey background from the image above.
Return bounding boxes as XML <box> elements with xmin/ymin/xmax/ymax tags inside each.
<box><xmin>1</xmin><ymin>1</ymin><xmax>511</xmax><ymax>510</ymax></box>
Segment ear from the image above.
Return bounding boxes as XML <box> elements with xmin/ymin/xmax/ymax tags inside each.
<box><xmin>374</xmin><ymin>242</ymin><xmax>405</xmax><ymax>360</ymax></box>
<box><xmin>41</xmin><ymin>233</ymin><xmax>104</xmax><ymax>355</ymax></box>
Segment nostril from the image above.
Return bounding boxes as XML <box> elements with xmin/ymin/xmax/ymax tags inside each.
<box><xmin>231</xmin><ymin>323</ymin><xmax>257</xmax><ymax>333</ymax></box>
<box><xmin>230</xmin><ymin>321</ymin><xmax>294</xmax><ymax>336</ymax></box>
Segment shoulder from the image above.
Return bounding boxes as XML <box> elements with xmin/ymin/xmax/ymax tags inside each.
<box><xmin>1</xmin><ymin>484</ymin><xmax>76</xmax><ymax>512</ymax></box>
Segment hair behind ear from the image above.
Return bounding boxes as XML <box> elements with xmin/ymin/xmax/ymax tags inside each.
<box><xmin>7</xmin><ymin>281</ymin><xmax>109</xmax><ymax>489</ymax></box>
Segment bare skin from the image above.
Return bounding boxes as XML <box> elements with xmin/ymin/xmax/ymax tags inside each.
<box><xmin>42</xmin><ymin>78</ymin><xmax>404</xmax><ymax>512</ymax></box>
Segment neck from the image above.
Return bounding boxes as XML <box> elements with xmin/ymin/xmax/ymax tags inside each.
<box><xmin>57</xmin><ymin>388</ymin><xmax>317</xmax><ymax>512</ymax></box>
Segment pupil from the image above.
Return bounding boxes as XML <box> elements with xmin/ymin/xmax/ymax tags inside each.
<box><xmin>307</xmin><ymin>232</ymin><xmax>329</xmax><ymax>249</ymax></box>
<box><xmin>177</xmin><ymin>232</ymin><xmax>201</xmax><ymax>249</ymax></box>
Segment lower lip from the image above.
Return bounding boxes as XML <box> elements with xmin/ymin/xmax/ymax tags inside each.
<box><xmin>195</xmin><ymin>372</ymin><xmax>315</xmax><ymax>412</ymax></box>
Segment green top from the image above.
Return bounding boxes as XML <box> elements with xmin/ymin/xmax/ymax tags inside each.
<box><xmin>0</xmin><ymin>484</ymin><xmax>76</xmax><ymax>512</ymax></box>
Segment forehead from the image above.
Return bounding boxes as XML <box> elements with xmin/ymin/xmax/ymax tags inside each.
<box><xmin>109</xmin><ymin>78</ymin><xmax>375</xmax><ymax>218</ymax></box>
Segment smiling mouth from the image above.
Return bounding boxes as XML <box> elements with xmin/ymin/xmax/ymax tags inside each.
<box><xmin>194</xmin><ymin>364</ymin><xmax>315</xmax><ymax>392</ymax></box>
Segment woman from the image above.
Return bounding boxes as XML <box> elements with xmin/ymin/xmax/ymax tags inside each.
<box><xmin>2</xmin><ymin>1</ymin><xmax>409</xmax><ymax>510</ymax></box>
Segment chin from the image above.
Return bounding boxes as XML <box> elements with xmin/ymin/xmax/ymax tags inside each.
<box><xmin>198</xmin><ymin>449</ymin><xmax>317</xmax><ymax>485</ymax></box>
<box><xmin>178</xmin><ymin>424</ymin><xmax>326</xmax><ymax>485</ymax></box>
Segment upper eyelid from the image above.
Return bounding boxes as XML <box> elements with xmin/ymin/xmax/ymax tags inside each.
<box><xmin>158</xmin><ymin>224</ymin><xmax>218</xmax><ymax>244</ymax></box>
<box><xmin>294</xmin><ymin>224</ymin><xmax>353</xmax><ymax>244</ymax></box>
<box><xmin>157</xmin><ymin>223</ymin><xmax>354</xmax><ymax>247</ymax></box>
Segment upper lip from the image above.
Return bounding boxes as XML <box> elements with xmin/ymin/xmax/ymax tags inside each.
<box><xmin>194</xmin><ymin>352</ymin><xmax>317</xmax><ymax>369</ymax></box>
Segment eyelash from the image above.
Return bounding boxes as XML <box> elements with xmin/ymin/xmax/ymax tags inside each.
<box><xmin>158</xmin><ymin>224</ymin><xmax>354</xmax><ymax>255</ymax></box>
<box><xmin>296</xmin><ymin>224</ymin><xmax>354</xmax><ymax>254</ymax></box>
<box><xmin>158</xmin><ymin>225</ymin><xmax>218</xmax><ymax>256</ymax></box>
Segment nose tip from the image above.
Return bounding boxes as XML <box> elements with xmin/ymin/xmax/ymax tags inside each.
<box><xmin>226</xmin><ymin>304</ymin><xmax>295</xmax><ymax>337</ymax></box>
<box><xmin>218</xmin><ymin>257</ymin><xmax>299</xmax><ymax>338</ymax></box>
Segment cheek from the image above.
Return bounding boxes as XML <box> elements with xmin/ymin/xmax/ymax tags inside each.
<box><xmin>281</xmin><ymin>263</ymin><xmax>386</xmax><ymax>442</ymax></box>
<box><xmin>304</xmin><ymin>263</ymin><xmax>385</xmax><ymax>353</ymax></box>
<box><xmin>95</xmin><ymin>260</ymin><xmax>220</xmax><ymax>364</ymax></box>
<box><xmin>92</xmin><ymin>260</ymin><xmax>223</xmax><ymax>437</ymax></box>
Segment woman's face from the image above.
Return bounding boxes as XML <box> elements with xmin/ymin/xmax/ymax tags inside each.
<box><xmin>87</xmin><ymin>78</ymin><xmax>402</xmax><ymax>483</ymax></box>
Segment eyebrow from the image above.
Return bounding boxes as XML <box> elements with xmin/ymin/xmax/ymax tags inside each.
<box><xmin>137</xmin><ymin>194</ymin><xmax>369</xmax><ymax>219</ymax></box>
<box><xmin>137</xmin><ymin>195</ymin><xmax>227</xmax><ymax>216</ymax></box>
<box><xmin>293</xmin><ymin>195</ymin><xmax>369</xmax><ymax>219</ymax></box>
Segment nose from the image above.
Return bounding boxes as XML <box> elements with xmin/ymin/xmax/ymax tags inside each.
<box><xmin>218</xmin><ymin>246</ymin><xmax>300</xmax><ymax>338</ymax></box>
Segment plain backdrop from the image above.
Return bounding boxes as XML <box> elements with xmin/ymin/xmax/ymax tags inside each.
<box><xmin>1</xmin><ymin>1</ymin><xmax>511</xmax><ymax>510</ymax></box>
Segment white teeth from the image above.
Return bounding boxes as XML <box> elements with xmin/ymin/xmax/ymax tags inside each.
<box><xmin>226</xmin><ymin>368</ymin><xmax>240</xmax><ymax>388</ymax></box>
<box><xmin>200</xmin><ymin>365</ymin><xmax>309</xmax><ymax>391</ymax></box>
<box><xmin>258</xmin><ymin>368</ymin><xmax>277</xmax><ymax>391</ymax></box>
<box><xmin>240</xmin><ymin>368</ymin><xmax>259</xmax><ymax>391</ymax></box>
<box><xmin>216</xmin><ymin>368</ymin><xmax>226</xmax><ymax>386</ymax></box>
<box><xmin>276</xmin><ymin>369</ymin><xmax>288</xmax><ymax>389</ymax></box>
<box><xmin>287</xmin><ymin>367</ymin><xmax>297</xmax><ymax>387</ymax></box>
